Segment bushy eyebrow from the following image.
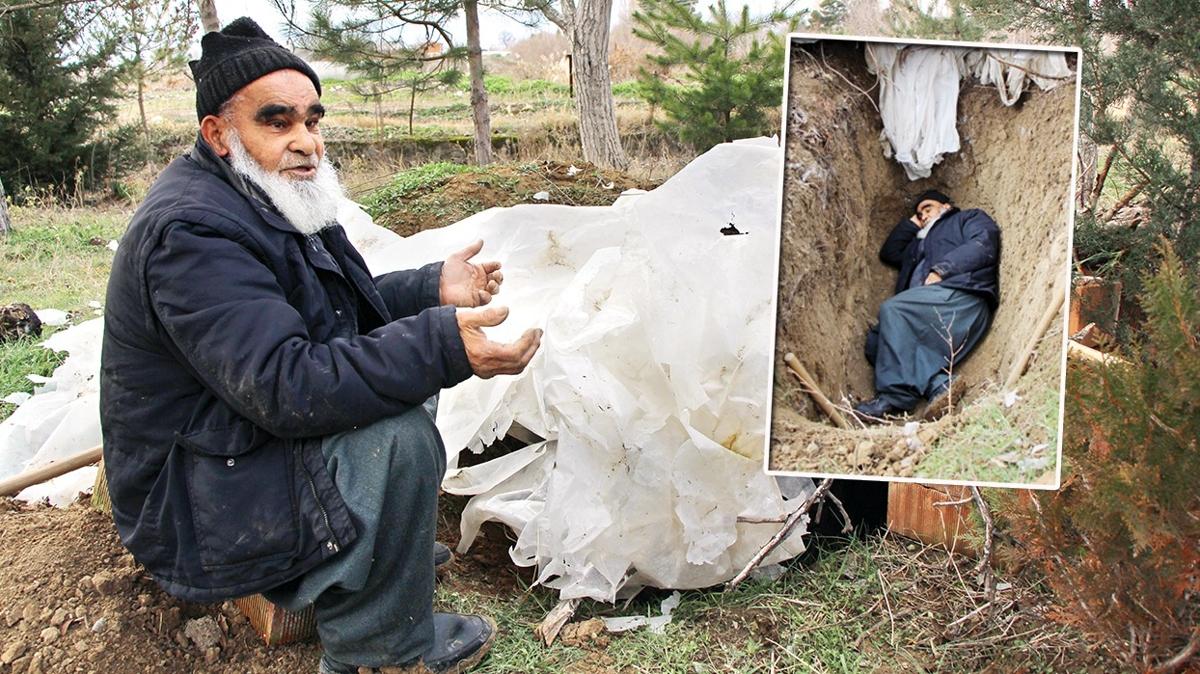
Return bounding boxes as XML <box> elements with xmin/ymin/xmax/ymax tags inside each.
<box><xmin>253</xmin><ymin>102</ymin><xmax>325</xmax><ymax>123</ymax></box>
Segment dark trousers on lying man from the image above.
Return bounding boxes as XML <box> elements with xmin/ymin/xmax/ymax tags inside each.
<box><xmin>864</xmin><ymin>284</ymin><xmax>991</xmax><ymax>412</ymax></box>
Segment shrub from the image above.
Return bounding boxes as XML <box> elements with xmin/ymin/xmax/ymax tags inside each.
<box><xmin>1004</xmin><ymin>241</ymin><xmax>1200</xmax><ymax>671</ymax></box>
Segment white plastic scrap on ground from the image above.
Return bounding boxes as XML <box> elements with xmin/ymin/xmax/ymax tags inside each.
<box><xmin>0</xmin><ymin>139</ymin><xmax>814</xmax><ymax>602</ymax></box>
<box><xmin>865</xmin><ymin>44</ymin><xmax>1073</xmax><ymax>180</ymax></box>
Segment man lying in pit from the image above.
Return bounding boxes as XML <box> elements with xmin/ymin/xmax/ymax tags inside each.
<box><xmin>853</xmin><ymin>190</ymin><xmax>1001</xmax><ymax>424</ymax></box>
<box><xmin>100</xmin><ymin>18</ymin><xmax>542</xmax><ymax>674</ymax></box>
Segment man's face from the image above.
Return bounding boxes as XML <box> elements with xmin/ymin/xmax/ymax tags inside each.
<box><xmin>915</xmin><ymin>199</ymin><xmax>949</xmax><ymax>226</ymax></box>
<box><xmin>202</xmin><ymin>69</ymin><xmax>325</xmax><ymax>180</ymax></box>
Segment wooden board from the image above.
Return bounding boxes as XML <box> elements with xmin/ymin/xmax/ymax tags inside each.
<box><xmin>886</xmin><ymin>482</ymin><xmax>978</xmax><ymax>555</ymax></box>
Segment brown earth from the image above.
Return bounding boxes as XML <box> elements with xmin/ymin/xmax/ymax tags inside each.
<box><xmin>371</xmin><ymin>160</ymin><xmax>658</xmax><ymax>237</ymax></box>
<box><xmin>0</xmin><ymin>497</ymin><xmax>526</xmax><ymax>674</ymax></box>
<box><xmin>769</xmin><ymin>41</ymin><xmax>1074</xmax><ymax>480</ymax></box>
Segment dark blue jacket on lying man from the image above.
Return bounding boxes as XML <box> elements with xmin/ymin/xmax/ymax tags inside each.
<box><xmin>99</xmin><ymin>138</ymin><xmax>472</xmax><ymax>602</ymax></box>
<box><xmin>878</xmin><ymin>207</ymin><xmax>1001</xmax><ymax>308</ymax></box>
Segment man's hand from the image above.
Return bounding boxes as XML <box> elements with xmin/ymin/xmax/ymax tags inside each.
<box><xmin>924</xmin><ymin>271</ymin><xmax>943</xmax><ymax>285</ymax></box>
<box><xmin>440</xmin><ymin>239</ymin><xmax>503</xmax><ymax>308</ymax></box>
<box><xmin>457</xmin><ymin>305</ymin><xmax>542</xmax><ymax>379</ymax></box>
<box><xmin>910</xmin><ymin>214</ymin><xmax>924</xmax><ymax>228</ymax></box>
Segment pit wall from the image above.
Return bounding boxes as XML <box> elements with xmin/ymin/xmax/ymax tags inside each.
<box><xmin>774</xmin><ymin>41</ymin><xmax>1074</xmax><ymax>425</ymax></box>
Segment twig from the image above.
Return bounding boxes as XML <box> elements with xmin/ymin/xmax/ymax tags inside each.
<box><xmin>1003</xmin><ymin>281</ymin><xmax>1066</xmax><ymax>391</ymax></box>
<box><xmin>970</xmin><ymin>487</ymin><xmax>995</xmax><ymax>603</ymax></box>
<box><xmin>727</xmin><ymin>477</ymin><xmax>835</xmax><ymax>590</ymax></box>
<box><xmin>825</xmin><ymin>491</ymin><xmax>854</xmax><ymax>534</ymax></box>
<box><xmin>1148</xmin><ymin>626</ymin><xmax>1200</xmax><ymax>674</ymax></box>
<box><xmin>783</xmin><ymin>353</ymin><xmax>851</xmax><ymax>429</ymax></box>
<box><xmin>933</xmin><ymin>496</ymin><xmax>974</xmax><ymax>508</ymax></box>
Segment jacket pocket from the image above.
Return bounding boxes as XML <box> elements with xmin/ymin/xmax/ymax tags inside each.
<box><xmin>177</xmin><ymin>424</ymin><xmax>300</xmax><ymax>570</ymax></box>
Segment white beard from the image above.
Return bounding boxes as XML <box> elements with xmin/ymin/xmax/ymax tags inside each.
<box><xmin>225</xmin><ymin>130</ymin><xmax>345</xmax><ymax>236</ymax></box>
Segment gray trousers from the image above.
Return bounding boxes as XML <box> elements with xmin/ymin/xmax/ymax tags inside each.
<box><xmin>865</xmin><ymin>285</ymin><xmax>991</xmax><ymax>410</ymax></box>
<box><xmin>264</xmin><ymin>398</ymin><xmax>445</xmax><ymax>667</ymax></box>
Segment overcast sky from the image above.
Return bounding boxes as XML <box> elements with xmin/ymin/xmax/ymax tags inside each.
<box><xmin>203</xmin><ymin>0</ymin><xmax>809</xmax><ymax>54</ymax></box>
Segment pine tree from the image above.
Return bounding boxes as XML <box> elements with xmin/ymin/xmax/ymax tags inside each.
<box><xmin>966</xmin><ymin>0</ymin><xmax>1200</xmax><ymax>313</ymax></box>
<box><xmin>1005</xmin><ymin>241</ymin><xmax>1200</xmax><ymax>669</ymax></box>
<box><xmin>809</xmin><ymin>0</ymin><xmax>847</xmax><ymax>31</ymax></box>
<box><xmin>101</xmin><ymin>0</ymin><xmax>199</xmax><ymax>135</ymax></box>
<box><xmin>631</xmin><ymin>0</ymin><xmax>798</xmax><ymax>152</ymax></box>
<box><xmin>0</xmin><ymin>2</ymin><xmax>121</xmax><ymax>196</ymax></box>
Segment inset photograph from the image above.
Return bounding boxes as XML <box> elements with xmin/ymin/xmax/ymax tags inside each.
<box><xmin>768</xmin><ymin>35</ymin><xmax>1080</xmax><ymax>486</ymax></box>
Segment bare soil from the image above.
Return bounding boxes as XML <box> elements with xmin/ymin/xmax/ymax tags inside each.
<box><xmin>769</xmin><ymin>41</ymin><xmax>1074</xmax><ymax>480</ymax></box>
<box><xmin>371</xmin><ymin>160</ymin><xmax>658</xmax><ymax>237</ymax></box>
<box><xmin>0</xmin><ymin>497</ymin><xmax>525</xmax><ymax>674</ymax></box>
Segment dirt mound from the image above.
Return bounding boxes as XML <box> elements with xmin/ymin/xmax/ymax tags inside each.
<box><xmin>372</xmin><ymin>160</ymin><xmax>658</xmax><ymax>237</ymax></box>
<box><xmin>770</xmin><ymin>42</ymin><xmax>1073</xmax><ymax>481</ymax></box>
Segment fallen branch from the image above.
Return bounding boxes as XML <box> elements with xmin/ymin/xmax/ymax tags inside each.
<box><xmin>1149</xmin><ymin>626</ymin><xmax>1200</xmax><ymax>674</ymax></box>
<box><xmin>1003</xmin><ymin>281</ymin><xmax>1066</xmax><ymax>391</ymax></box>
<box><xmin>726</xmin><ymin>477</ymin><xmax>835</xmax><ymax>590</ymax></box>
<box><xmin>0</xmin><ymin>445</ymin><xmax>102</xmax><ymax>498</ymax></box>
<box><xmin>783</xmin><ymin>352</ymin><xmax>850</xmax><ymax>429</ymax></box>
<box><xmin>970</xmin><ymin>487</ymin><xmax>996</xmax><ymax>603</ymax></box>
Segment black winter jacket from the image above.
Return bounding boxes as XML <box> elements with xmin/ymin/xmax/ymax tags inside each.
<box><xmin>99</xmin><ymin>139</ymin><xmax>473</xmax><ymax>602</ymax></box>
<box><xmin>878</xmin><ymin>207</ymin><xmax>1001</xmax><ymax>308</ymax></box>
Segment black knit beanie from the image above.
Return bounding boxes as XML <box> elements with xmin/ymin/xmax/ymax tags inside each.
<box><xmin>913</xmin><ymin>189</ymin><xmax>952</xmax><ymax>211</ymax></box>
<box><xmin>188</xmin><ymin>17</ymin><xmax>322</xmax><ymax>121</ymax></box>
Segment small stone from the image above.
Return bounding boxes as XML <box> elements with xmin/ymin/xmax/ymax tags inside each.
<box><xmin>36</xmin><ymin>608</ymin><xmax>51</xmax><ymax>623</ymax></box>
<box><xmin>183</xmin><ymin>616</ymin><xmax>222</xmax><ymax>651</ymax></box>
<box><xmin>137</xmin><ymin>594</ymin><xmax>152</xmax><ymax>607</ymax></box>
<box><xmin>73</xmin><ymin>607</ymin><xmax>86</xmax><ymax>621</ymax></box>
<box><xmin>2</xmin><ymin>640</ymin><xmax>27</xmax><ymax>665</ymax></box>
<box><xmin>172</xmin><ymin>631</ymin><xmax>189</xmax><ymax>648</ymax></box>
<box><xmin>77</xmin><ymin>577</ymin><xmax>93</xmax><ymax>593</ymax></box>
<box><xmin>50</xmin><ymin>609</ymin><xmax>69</xmax><ymax>627</ymax></box>
<box><xmin>886</xmin><ymin>447</ymin><xmax>905</xmax><ymax>462</ymax></box>
<box><xmin>26</xmin><ymin>651</ymin><xmax>43</xmax><ymax>674</ymax></box>
<box><xmin>20</xmin><ymin>606</ymin><xmax>37</xmax><ymax>623</ymax></box>
<box><xmin>39</xmin><ymin>627</ymin><xmax>58</xmax><ymax>645</ymax></box>
<box><xmin>203</xmin><ymin>646</ymin><xmax>220</xmax><ymax>665</ymax></box>
<box><xmin>9</xmin><ymin>654</ymin><xmax>30</xmax><ymax>674</ymax></box>
<box><xmin>90</xmin><ymin>572</ymin><xmax>115</xmax><ymax>595</ymax></box>
<box><xmin>89</xmin><ymin>618</ymin><xmax>108</xmax><ymax>634</ymax></box>
<box><xmin>5</xmin><ymin>611</ymin><xmax>20</xmax><ymax>628</ymax></box>
<box><xmin>73</xmin><ymin>641</ymin><xmax>88</xmax><ymax>653</ymax></box>
<box><xmin>899</xmin><ymin>466</ymin><xmax>914</xmax><ymax>478</ymax></box>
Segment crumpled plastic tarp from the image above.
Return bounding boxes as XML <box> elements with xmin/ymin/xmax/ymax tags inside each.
<box><xmin>0</xmin><ymin>139</ymin><xmax>815</xmax><ymax>602</ymax></box>
<box><xmin>865</xmin><ymin>44</ymin><xmax>1073</xmax><ymax>180</ymax></box>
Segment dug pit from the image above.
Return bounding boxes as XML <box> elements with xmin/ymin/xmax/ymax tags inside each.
<box><xmin>769</xmin><ymin>41</ymin><xmax>1074</xmax><ymax>482</ymax></box>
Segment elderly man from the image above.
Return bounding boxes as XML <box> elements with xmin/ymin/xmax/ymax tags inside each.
<box><xmin>99</xmin><ymin>18</ymin><xmax>541</xmax><ymax>674</ymax></box>
<box><xmin>854</xmin><ymin>190</ymin><xmax>1000</xmax><ymax>423</ymax></box>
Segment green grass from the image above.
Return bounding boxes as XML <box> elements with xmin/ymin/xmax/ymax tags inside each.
<box><xmin>359</xmin><ymin>162</ymin><xmax>474</xmax><ymax>218</ymax></box>
<box><xmin>0</xmin><ymin>334</ymin><xmax>68</xmax><ymax>421</ymax></box>
<box><xmin>0</xmin><ymin>207</ymin><xmax>126</xmax><ymax>421</ymax></box>
<box><xmin>917</xmin><ymin>386</ymin><xmax>1060</xmax><ymax>484</ymax></box>
<box><xmin>431</xmin><ymin>534</ymin><xmax>1096</xmax><ymax>673</ymax></box>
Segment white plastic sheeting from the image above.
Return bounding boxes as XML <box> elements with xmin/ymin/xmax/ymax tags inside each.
<box><xmin>0</xmin><ymin>139</ymin><xmax>815</xmax><ymax>602</ymax></box>
<box><xmin>0</xmin><ymin>319</ymin><xmax>103</xmax><ymax>505</ymax></box>
<box><xmin>865</xmin><ymin>44</ymin><xmax>1073</xmax><ymax>180</ymax></box>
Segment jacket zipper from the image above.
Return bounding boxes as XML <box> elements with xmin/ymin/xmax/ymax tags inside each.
<box><xmin>299</xmin><ymin>446</ymin><xmax>340</xmax><ymax>554</ymax></box>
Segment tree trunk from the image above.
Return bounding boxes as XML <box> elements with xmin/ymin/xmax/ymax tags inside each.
<box><xmin>570</xmin><ymin>0</ymin><xmax>628</xmax><ymax>170</ymax></box>
<box><xmin>464</xmin><ymin>0</ymin><xmax>493</xmax><ymax>165</ymax></box>
<box><xmin>137</xmin><ymin>76</ymin><xmax>148</xmax><ymax>135</ymax></box>
<box><xmin>0</xmin><ymin>178</ymin><xmax>10</xmax><ymax>238</ymax></box>
<box><xmin>196</xmin><ymin>0</ymin><xmax>219</xmax><ymax>33</ymax></box>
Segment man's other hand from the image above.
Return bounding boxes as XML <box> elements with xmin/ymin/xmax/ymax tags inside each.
<box><xmin>440</xmin><ymin>239</ymin><xmax>503</xmax><ymax>308</ymax></box>
<box><xmin>456</xmin><ymin>305</ymin><xmax>542</xmax><ymax>378</ymax></box>
<box><xmin>924</xmin><ymin>271</ymin><xmax>943</xmax><ymax>285</ymax></box>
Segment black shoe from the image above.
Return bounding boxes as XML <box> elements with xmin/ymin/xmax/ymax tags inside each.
<box><xmin>317</xmin><ymin>612</ymin><xmax>497</xmax><ymax>674</ymax></box>
<box><xmin>852</xmin><ymin>397</ymin><xmax>903</xmax><ymax>424</ymax></box>
<box><xmin>434</xmin><ymin>541</ymin><xmax>453</xmax><ymax>569</ymax></box>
